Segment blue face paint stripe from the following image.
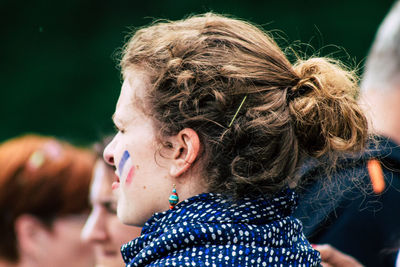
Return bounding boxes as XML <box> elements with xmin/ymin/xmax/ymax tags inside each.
<box><xmin>118</xmin><ymin>150</ymin><xmax>130</xmax><ymax>176</ymax></box>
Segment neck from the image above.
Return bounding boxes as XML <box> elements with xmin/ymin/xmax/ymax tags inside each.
<box><xmin>174</xmin><ymin>173</ymin><xmax>208</xmax><ymax>204</ymax></box>
<box><xmin>171</xmin><ymin>162</ymin><xmax>209</xmax><ymax>206</ymax></box>
<box><xmin>359</xmin><ymin>86</ymin><xmax>400</xmax><ymax>145</ymax></box>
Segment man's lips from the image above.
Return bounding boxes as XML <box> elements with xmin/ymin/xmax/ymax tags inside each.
<box><xmin>111</xmin><ymin>173</ymin><xmax>120</xmax><ymax>190</ymax></box>
<box><xmin>111</xmin><ymin>181</ymin><xmax>119</xmax><ymax>190</ymax></box>
<box><xmin>96</xmin><ymin>247</ymin><xmax>119</xmax><ymax>257</ymax></box>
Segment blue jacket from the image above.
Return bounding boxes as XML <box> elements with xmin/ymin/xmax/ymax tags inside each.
<box><xmin>122</xmin><ymin>188</ymin><xmax>320</xmax><ymax>266</ymax></box>
<box><xmin>295</xmin><ymin>137</ymin><xmax>400</xmax><ymax>266</ymax></box>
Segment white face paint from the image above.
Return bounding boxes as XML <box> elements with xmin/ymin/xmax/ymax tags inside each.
<box><xmin>81</xmin><ymin>160</ymin><xmax>105</xmax><ymax>241</ymax></box>
<box><xmin>81</xmin><ymin>160</ymin><xmax>142</xmax><ymax>267</ymax></box>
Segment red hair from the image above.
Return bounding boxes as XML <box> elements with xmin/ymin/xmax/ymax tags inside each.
<box><xmin>0</xmin><ymin>135</ymin><xmax>95</xmax><ymax>262</ymax></box>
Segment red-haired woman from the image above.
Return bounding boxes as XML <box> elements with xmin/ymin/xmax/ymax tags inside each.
<box><xmin>0</xmin><ymin>135</ymin><xmax>95</xmax><ymax>267</ymax></box>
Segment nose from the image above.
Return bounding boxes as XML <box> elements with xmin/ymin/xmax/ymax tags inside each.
<box><xmin>103</xmin><ymin>140</ymin><xmax>115</xmax><ymax>166</ymax></box>
<box><xmin>81</xmin><ymin>207</ymin><xmax>108</xmax><ymax>243</ymax></box>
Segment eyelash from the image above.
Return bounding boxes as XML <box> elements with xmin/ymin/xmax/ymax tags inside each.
<box><xmin>103</xmin><ymin>202</ymin><xmax>117</xmax><ymax>214</ymax></box>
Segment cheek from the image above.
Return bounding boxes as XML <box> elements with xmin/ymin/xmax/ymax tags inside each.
<box><xmin>118</xmin><ymin>150</ymin><xmax>136</xmax><ymax>185</ymax></box>
<box><xmin>125</xmin><ymin>166</ymin><xmax>135</xmax><ymax>184</ymax></box>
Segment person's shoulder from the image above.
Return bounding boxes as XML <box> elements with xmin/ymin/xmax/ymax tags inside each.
<box><xmin>367</xmin><ymin>136</ymin><xmax>400</xmax><ymax>162</ymax></box>
<box><xmin>294</xmin><ymin>136</ymin><xmax>400</xmax><ymax>235</ymax></box>
<box><xmin>300</xmin><ymin>136</ymin><xmax>400</xmax><ymax>184</ymax></box>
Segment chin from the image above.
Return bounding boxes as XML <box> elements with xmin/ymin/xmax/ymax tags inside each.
<box><xmin>117</xmin><ymin>199</ymin><xmax>149</xmax><ymax>227</ymax></box>
<box><xmin>118</xmin><ymin>213</ymin><xmax>146</xmax><ymax>227</ymax></box>
<box><xmin>117</xmin><ymin>207</ymin><xmax>134</xmax><ymax>225</ymax></box>
<box><xmin>119</xmin><ymin>216</ymin><xmax>138</xmax><ymax>226</ymax></box>
<box><xmin>116</xmin><ymin>211</ymin><xmax>128</xmax><ymax>224</ymax></box>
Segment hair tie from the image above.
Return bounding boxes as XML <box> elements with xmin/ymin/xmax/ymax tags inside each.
<box><xmin>26</xmin><ymin>141</ymin><xmax>63</xmax><ymax>171</ymax></box>
<box><xmin>286</xmin><ymin>77</ymin><xmax>314</xmax><ymax>102</ymax></box>
<box><xmin>286</xmin><ymin>86</ymin><xmax>310</xmax><ymax>102</ymax></box>
<box><xmin>27</xmin><ymin>150</ymin><xmax>46</xmax><ymax>170</ymax></box>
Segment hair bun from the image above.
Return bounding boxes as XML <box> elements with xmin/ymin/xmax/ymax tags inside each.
<box><xmin>289</xmin><ymin>57</ymin><xmax>368</xmax><ymax>157</ymax></box>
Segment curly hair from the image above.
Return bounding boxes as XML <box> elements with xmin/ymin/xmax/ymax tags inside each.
<box><xmin>120</xmin><ymin>13</ymin><xmax>368</xmax><ymax>198</ymax></box>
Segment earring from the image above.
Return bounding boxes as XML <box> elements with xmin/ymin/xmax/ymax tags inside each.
<box><xmin>169</xmin><ymin>184</ymin><xmax>179</xmax><ymax>210</ymax></box>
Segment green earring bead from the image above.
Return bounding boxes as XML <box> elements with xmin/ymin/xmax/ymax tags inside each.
<box><xmin>169</xmin><ymin>184</ymin><xmax>179</xmax><ymax>209</ymax></box>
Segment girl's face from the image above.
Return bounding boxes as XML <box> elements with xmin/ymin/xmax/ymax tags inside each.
<box><xmin>81</xmin><ymin>160</ymin><xmax>142</xmax><ymax>267</ymax></box>
<box><xmin>103</xmin><ymin>69</ymin><xmax>173</xmax><ymax>226</ymax></box>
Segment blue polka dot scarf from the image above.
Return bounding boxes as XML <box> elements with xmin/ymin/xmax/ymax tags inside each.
<box><xmin>121</xmin><ymin>188</ymin><xmax>321</xmax><ymax>266</ymax></box>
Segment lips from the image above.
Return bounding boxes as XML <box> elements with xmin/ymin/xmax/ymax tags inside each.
<box><xmin>102</xmin><ymin>249</ymin><xmax>118</xmax><ymax>257</ymax></box>
<box><xmin>95</xmin><ymin>247</ymin><xmax>119</xmax><ymax>259</ymax></box>
<box><xmin>111</xmin><ymin>172</ymin><xmax>120</xmax><ymax>190</ymax></box>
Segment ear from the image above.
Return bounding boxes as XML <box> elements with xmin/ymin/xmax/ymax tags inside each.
<box><xmin>169</xmin><ymin>128</ymin><xmax>200</xmax><ymax>178</ymax></box>
<box><xmin>15</xmin><ymin>214</ymin><xmax>51</xmax><ymax>259</ymax></box>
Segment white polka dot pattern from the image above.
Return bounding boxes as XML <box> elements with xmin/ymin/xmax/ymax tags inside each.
<box><xmin>121</xmin><ymin>188</ymin><xmax>321</xmax><ymax>266</ymax></box>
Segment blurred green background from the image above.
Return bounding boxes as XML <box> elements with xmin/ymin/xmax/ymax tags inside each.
<box><xmin>1</xmin><ymin>0</ymin><xmax>395</xmax><ymax>145</ymax></box>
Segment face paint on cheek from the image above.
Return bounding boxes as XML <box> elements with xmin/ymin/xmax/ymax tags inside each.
<box><xmin>118</xmin><ymin>150</ymin><xmax>136</xmax><ymax>185</ymax></box>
